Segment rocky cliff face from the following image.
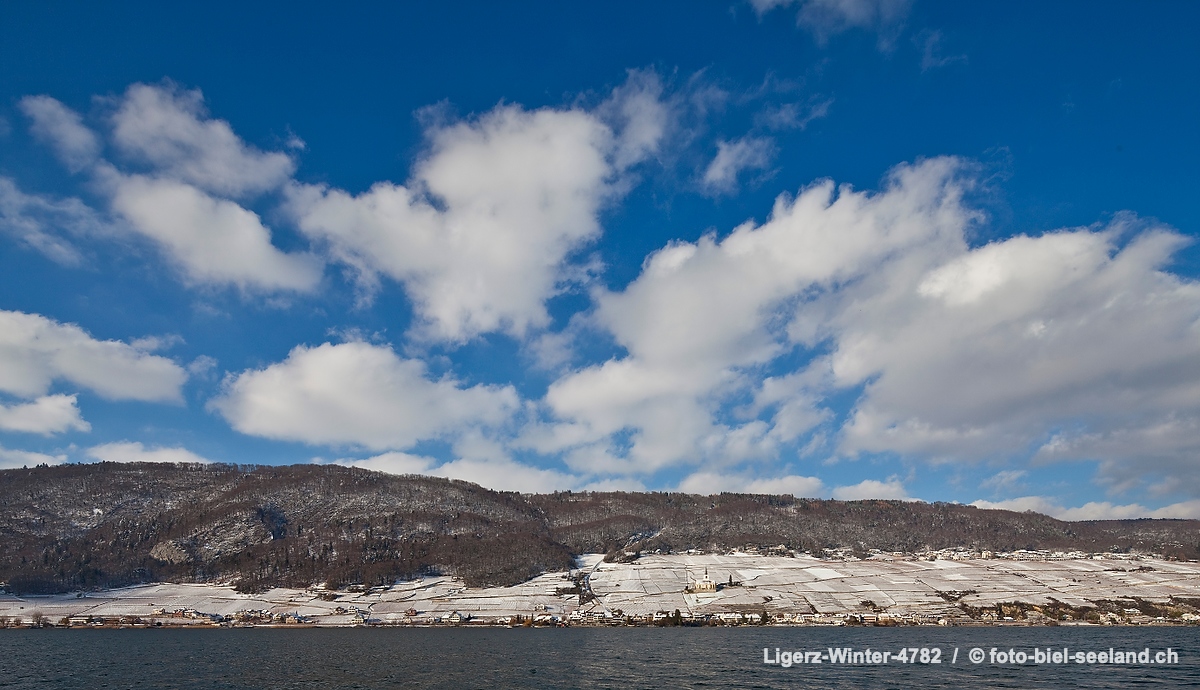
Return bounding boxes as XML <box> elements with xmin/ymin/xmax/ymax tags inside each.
<box><xmin>2</xmin><ymin>462</ymin><xmax>1197</xmax><ymax>594</ymax></box>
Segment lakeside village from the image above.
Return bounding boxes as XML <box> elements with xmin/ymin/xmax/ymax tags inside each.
<box><xmin>4</xmin><ymin>547</ymin><xmax>1200</xmax><ymax>629</ymax></box>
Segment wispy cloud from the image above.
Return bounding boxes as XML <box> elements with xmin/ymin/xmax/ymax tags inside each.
<box><xmin>915</xmin><ymin>29</ymin><xmax>967</xmax><ymax>71</ymax></box>
<box><xmin>752</xmin><ymin>0</ymin><xmax>914</xmax><ymax>50</ymax></box>
<box><xmin>701</xmin><ymin>136</ymin><xmax>776</xmax><ymax>194</ymax></box>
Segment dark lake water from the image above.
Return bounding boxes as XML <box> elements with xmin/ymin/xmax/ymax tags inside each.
<box><xmin>1</xmin><ymin>626</ymin><xmax>1196</xmax><ymax>689</ymax></box>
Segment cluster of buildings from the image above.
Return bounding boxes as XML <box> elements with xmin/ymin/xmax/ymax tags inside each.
<box><xmin>18</xmin><ymin>608</ymin><xmax>313</xmax><ymax>628</ymax></box>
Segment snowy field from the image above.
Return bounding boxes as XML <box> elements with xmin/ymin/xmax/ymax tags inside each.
<box><xmin>586</xmin><ymin>553</ymin><xmax>1200</xmax><ymax>621</ymax></box>
<box><xmin>3</xmin><ymin>553</ymin><xmax>1200</xmax><ymax>626</ymax></box>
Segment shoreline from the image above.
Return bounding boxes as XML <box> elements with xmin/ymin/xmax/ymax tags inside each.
<box><xmin>4</xmin><ymin>552</ymin><xmax>1200</xmax><ymax>629</ymax></box>
<box><xmin>1</xmin><ymin>619</ymin><xmax>1195</xmax><ymax>629</ymax></box>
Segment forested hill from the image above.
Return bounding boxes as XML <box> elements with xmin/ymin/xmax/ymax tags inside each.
<box><xmin>2</xmin><ymin>462</ymin><xmax>1197</xmax><ymax>594</ymax></box>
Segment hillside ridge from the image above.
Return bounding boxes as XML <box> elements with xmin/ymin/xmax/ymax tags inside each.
<box><xmin>2</xmin><ymin>462</ymin><xmax>1197</xmax><ymax>594</ymax></box>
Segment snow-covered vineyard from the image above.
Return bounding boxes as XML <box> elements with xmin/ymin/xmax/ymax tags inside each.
<box><xmin>4</xmin><ymin>552</ymin><xmax>1200</xmax><ymax>628</ymax></box>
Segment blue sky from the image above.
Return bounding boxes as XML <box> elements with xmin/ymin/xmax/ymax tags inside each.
<box><xmin>2</xmin><ymin>1</ymin><xmax>1199</xmax><ymax>519</ymax></box>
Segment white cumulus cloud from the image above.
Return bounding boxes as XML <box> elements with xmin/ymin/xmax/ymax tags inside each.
<box><xmin>0</xmin><ymin>309</ymin><xmax>187</xmax><ymax>403</ymax></box>
<box><xmin>329</xmin><ymin>447</ymin><xmax>579</xmax><ymax>493</ymax></box>
<box><xmin>109</xmin><ymin>82</ymin><xmax>295</xmax><ymax>197</ymax></box>
<box><xmin>520</xmin><ymin>154</ymin><xmax>1200</xmax><ymax>502</ymax></box>
<box><xmin>539</xmin><ymin>157</ymin><xmax>973</xmax><ymax>474</ymax></box>
<box><xmin>0</xmin><ymin>443</ymin><xmax>67</xmax><ymax>470</ymax></box>
<box><xmin>0</xmin><ymin>394</ymin><xmax>90</xmax><ymax>435</ymax></box>
<box><xmin>106</xmin><ymin>172</ymin><xmax>322</xmax><ymax>292</ymax></box>
<box><xmin>22</xmin><ymin>86</ymin><xmax>321</xmax><ymax>294</ymax></box>
<box><xmin>432</xmin><ymin>456</ymin><xmax>577</xmax><ymax>493</ymax></box>
<box><xmin>544</xmin><ymin>153</ymin><xmax>1200</xmax><ymax>496</ymax></box>
<box><xmin>211</xmin><ymin>341</ymin><xmax>519</xmax><ymax>450</ymax></box>
<box><xmin>21</xmin><ymin>78</ymin><xmax>668</xmax><ymax>312</ymax></box>
<box><xmin>286</xmin><ymin>99</ymin><xmax>644</xmax><ymax>342</ymax></box>
<box><xmin>328</xmin><ymin>451</ymin><xmax>436</xmax><ymax>476</ymax></box>
<box><xmin>677</xmin><ymin>471</ymin><xmax>824</xmax><ymax>496</ymax></box>
<box><xmin>831</xmin><ymin>217</ymin><xmax>1200</xmax><ymax>495</ymax></box>
<box><xmin>830</xmin><ymin>477</ymin><xmax>910</xmax><ymax>500</ymax></box>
